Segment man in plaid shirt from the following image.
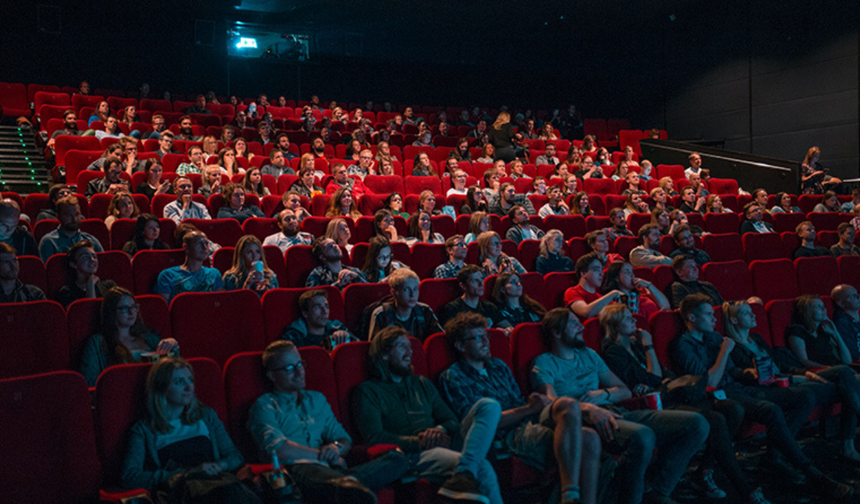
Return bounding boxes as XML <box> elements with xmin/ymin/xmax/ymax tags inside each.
<box><xmin>434</xmin><ymin>235</ymin><xmax>468</xmax><ymax>279</ymax></box>
<box><xmin>438</xmin><ymin>312</ymin><xmax>600</xmax><ymax>504</ymax></box>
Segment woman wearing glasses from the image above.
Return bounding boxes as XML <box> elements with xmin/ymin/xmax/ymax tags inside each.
<box><xmin>79</xmin><ymin>287</ymin><xmax>179</xmax><ymax>386</ymax></box>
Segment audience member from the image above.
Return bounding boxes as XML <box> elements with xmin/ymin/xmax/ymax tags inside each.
<box><xmin>813</xmin><ymin>191</ymin><xmax>841</xmax><ymax>213</ymax></box>
<box><xmin>0</xmin><ymin>242</ymin><xmax>45</xmax><ymax>303</ymax></box>
<box><xmin>678</xmin><ymin>186</ymin><xmax>706</xmax><ymax>215</ymax></box>
<box><xmin>770</xmin><ymin>192</ymin><xmax>801</xmax><ymax>214</ymax></box>
<box><xmin>505</xmin><ymin>205</ymin><xmax>546</xmax><ymax>244</ymax></box>
<box><xmin>793</xmin><ymin>221</ymin><xmax>831</xmax><ymax>258</ymax></box>
<box><xmin>39</xmin><ymin>196</ymin><xmax>104</xmax><ymax>261</ymax></box>
<box><xmin>151</xmin><ymin>131</ymin><xmax>177</xmax><ymax>158</ymax></box>
<box><xmin>787</xmin><ymin>295</ymin><xmax>853</xmax><ymax>367</ymax></box>
<box><xmin>122</xmin><ymin>214</ymin><xmax>169</xmax><ymax>256</ymax></box>
<box><xmin>135</xmin><ymin>162</ymin><xmax>172</xmax><ymax>199</ymax></box>
<box><xmin>36</xmin><ymin>184</ymin><xmax>72</xmax><ymax>222</ymax></box>
<box><xmin>600</xmin><ymin>261</ymin><xmax>669</xmax><ymax>319</ymax></box>
<box><xmin>176</xmin><ymin>146</ymin><xmax>207</xmax><ymax>176</ymax></box>
<box><xmin>306</xmin><ymin>237</ymin><xmax>367</xmax><ymax>289</ymax></box>
<box><xmin>478</xmin><ymin>231</ymin><xmax>526</xmax><ymax>275</ymax></box>
<box><xmin>629</xmin><ymin>224</ymin><xmax>672</xmax><ymax>268</ymax></box>
<box><xmin>326</xmin><ymin>163</ymin><xmax>370</xmax><ymax>199</ymax></box>
<box><xmin>571</xmin><ymin>192</ymin><xmax>594</xmax><ymax>217</ymax></box>
<box><xmin>383</xmin><ymin>192</ymin><xmax>409</xmax><ymax>219</ymax></box>
<box><xmin>831</xmin><ymin>284</ymin><xmax>860</xmax><ymax>362</ymax></box>
<box><xmin>216</xmin><ymin>183</ymin><xmax>264</xmax><ymax>224</ymax></box>
<box><xmin>739</xmin><ymin>203</ymin><xmax>775</xmax><ymax>234</ymax></box>
<box><xmin>260</xmin><ymin>149</ymin><xmax>296</xmax><ymax>178</ymax></box>
<box><xmin>86</xmin><ymin>156</ymin><xmax>129</xmax><ymax>197</ymax></box>
<box><xmin>668</xmin><ymin>225</ymin><xmax>710</xmax><ymax>265</ymax></box>
<box><xmin>585</xmin><ymin>230</ymin><xmax>623</xmax><ymax>266</ymax></box>
<box><xmin>367</xmin><ymin>269</ymin><xmax>441</xmax><ymax>341</ymax></box>
<box><xmin>361</xmin><ymin>236</ymin><xmax>405</xmax><ymax>283</ymax></box>
<box><xmin>282</xmin><ymin>191</ymin><xmax>312</xmax><ymax>221</ymax></box>
<box><xmin>0</xmin><ymin>199</ymin><xmax>37</xmax><ymax>256</ymax></box>
<box><xmin>489</xmin><ymin>183</ymin><xmax>536</xmax><ymax>216</ymax></box>
<box><xmin>538</xmin><ymin>185</ymin><xmax>570</xmax><ymax>217</ymax></box>
<box><xmin>263</xmin><ymin>208</ymin><xmax>313</xmax><ymax>253</ymax></box>
<box><xmin>685</xmin><ymin>152</ymin><xmax>703</xmax><ymax>178</ymax></box>
<box><xmin>290</xmin><ymin>164</ymin><xmax>324</xmax><ymax>199</ymax></box>
<box><xmin>198</xmin><ymin>165</ymin><xmax>223</xmax><ymax>199</ymax></box>
<box><xmin>603</xmin><ymin>208</ymin><xmax>634</xmax><ymax>242</ymax></box>
<box><xmin>536</xmin><ymin>229</ymin><xmax>574</xmax><ymax>274</ymax></box>
<box><xmin>79</xmin><ymin>287</ymin><xmax>179</xmax><ymax>386</ymax></box>
<box><xmin>533</xmin><ymin>307</ymin><xmax>710</xmax><ymax>504</ymax></box>
<box><xmin>831</xmin><ymin>222</ymin><xmax>860</xmax><ymax>256</ymax></box>
<box><xmin>324</xmin><ymin>218</ymin><xmax>353</xmax><ymax>253</ymax></box>
<box><xmin>536</xmin><ymin>143</ymin><xmax>560</xmax><ymax>166</ymax></box>
<box><xmin>56</xmin><ymin>239</ymin><xmax>117</xmax><ymax>307</ymax></box>
<box><xmin>462</xmin><ymin>186</ymin><xmax>489</xmax><ymax>215</ymax></box>
<box><xmin>565</xmin><ymin>252</ymin><xmax>623</xmax><ymax>320</ymax></box>
<box><xmin>668</xmin><ymin>255</ymin><xmax>725</xmax><ymax>309</ymax></box>
<box><xmin>439</xmin><ymin>265</ymin><xmax>512</xmax><ymax>332</ymax></box>
<box><xmin>242</xmin><ymin>167</ymin><xmax>270</xmax><ymax>198</ymax></box>
<box><xmin>406</xmin><ymin>211</ymin><xmax>445</xmax><ymax>246</ymax></box>
<box><xmin>153</xmin><ymin>230</ymin><xmax>224</xmax><ymax>301</ymax></box>
<box><xmin>222</xmin><ymin>235</ymin><xmax>278</xmax><ymax>293</ymax></box>
<box><xmin>353</xmin><ymin>325</ymin><xmax>501</xmax><ymax>503</ymax></box>
<box><xmin>438</xmin><ymin>312</ymin><xmax>598</xmax><ymax>504</ymax></box>
<box><xmin>104</xmin><ymin>191</ymin><xmax>140</xmax><ymax>230</ymax></box>
<box><xmin>490</xmin><ymin>272</ymin><xmax>546</xmax><ymax>325</ymax></box>
<box><xmin>281</xmin><ymin>290</ymin><xmax>355</xmax><ymax>350</ymax></box>
<box><xmin>163</xmin><ymin>176</ymin><xmax>211</xmax><ymax>224</ymax></box>
<box><xmin>434</xmin><ymin>235</ymin><xmax>468</xmax><ymax>279</ymax></box>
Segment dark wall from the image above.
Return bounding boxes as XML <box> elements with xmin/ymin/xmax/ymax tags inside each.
<box><xmin>2</xmin><ymin>1</ymin><xmax>856</xmax><ymax>176</ymax></box>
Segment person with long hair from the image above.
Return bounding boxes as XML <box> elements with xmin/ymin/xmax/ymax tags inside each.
<box><xmin>372</xmin><ymin>209</ymin><xmax>402</xmax><ymax>242</ymax></box>
<box><xmin>477</xmin><ymin>230</ymin><xmax>525</xmax><ymax>275</ymax></box>
<box><xmin>406</xmin><ymin>211</ymin><xmax>444</xmax><ymax>246</ymax></box>
<box><xmin>800</xmin><ymin>146</ymin><xmax>841</xmax><ymax>195</ymax></box>
<box><xmin>649</xmin><ymin>187</ymin><xmax>672</xmax><ymax>212</ymax></box>
<box><xmin>201</xmin><ymin>135</ymin><xmax>219</xmax><ymax>156</ymax></box>
<box><xmin>122</xmin><ymin>214</ymin><xmax>169</xmax><ymax>257</ymax></box>
<box><xmin>464</xmin><ymin>211</ymin><xmax>490</xmax><ymax>244</ymax></box>
<box><xmin>217</xmin><ymin>183</ymin><xmax>264</xmax><ymax>223</ymax></box>
<box><xmin>450</xmin><ymin>137</ymin><xmax>472</xmax><ymax>162</ymax></box>
<box><xmin>611</xmin><ymin>160</ymin><xmax>629</xmax><ymax>181</ymax></box>
<box><xmin>79</xmin><ymin>287</ymin><xmax>179</xmax><ymax>386</ymax></box>
<box><xmin>325</xmin><ymin>187</ymin><xmax>362</xmax><ymax>222</ymax></box>
<box><xmin>787</xmin><ymin>295</ymin><xmax>854</xmax><ymax>368</ymax></box>
<box><xmin>121</xmin><ymin>358</ymin><xmax>251</xmax><ymax>497</ymax></box>
<box><xmin>217</xmin><ymin>147</ymin><xmax>243</xmax><ymax>177</ymax></box>
<box><xmin>599</xmin><ymin>261</ymin><xmax>669</xmax><ymax>319</ymax></box>
<box><xmin>411</xmin><ymin>152</ymin><xmax>438</xmax><ymax>177</ymax></box>
<box><xmin>417</xmin><ymin>190</ymin><xmax>443</xmax><ymax>216</ymax></box>
<box><xmin>135</xmin><ymin>162</ymin><xmax>172</xmax><ymax>200</ymax></box>
<box><xmin>57</xmin><ymin>239</ymin><xmax>117</xmax><ymax>308</ymax></box>
<box><xmin>658</xmin><ymin>176</ymin><xmax>679</xmax><ymax>197</ymax></box>
<box><xmin>222</xmin><ymin>235</ymin><xmax>278</xmax><ymax>293</ymax></box>
<box><xmin>813</xmin><ymin>190</ymin><xmax>841</xmax><ymax>213</ymax></box>
<box><xmin>571</xmin><ymin>191</ymin><xmax>594</xmax><ymax>217</ymax></box>
<box><xmin>535</xmin><ymin>229</ymin><xmax>573</xmax><ymax>274</ymax></box>
<box><xmin>232</xmin><ymin>137</ymin><xmax>255</xmax><ymax>162</ymax></box>
<box><xmin>580</xmin><ymin>134</ymin><xmax>598</xmax><ymax>153</ymax></box>
<box><xmin>242</xmin><ymin>167</ymin><xmax>269</xmax><ymax>198</ymax></box>
<box><xmin>87</xmin><ymin>100</ymin><xmax>111</xmax><ymax>127</ymax></box>
<box><xmin>361</xmin><ymin>236</ymin><xmax>406</xmax><ymax>283</ymax></box>
<box><xmin>383</xmin><ymin>192</ymin><xmax>409</xmax><ymax>219</ymax></box>
<box><xmin>461</xmin><ymin>186</ymin><xmax>488</xmax><ymax>214</ymax></box>
<box><xmin>705</xmin><ymin>195</ymin><xmax>732</xmax><ymax>213</ymax></box>
<box><xmin>378</xmin><ymin>158</ymin><xmax>396</xmax><ymax>176</ymax></box>
<box><xmin>490</xmin><ymin>271</ymin><xmax>546</xmax><ymax>325</ymax></box>
<box><xmin>623</xmin><ymin>193</ymin><xmax>649</xmax><ymax>218</ymax></box>
<box><xmin>324</xmin><ymin>218</ymin><xmax>353</xmax><ymax>253</ymax></box>
<box><xmin>584</xmin><ymin>230</ymin><xmax>624</xmax><ymax>266</ymax></box>
<box><xmin>770</xmin><ymin>192</ymin><xmax>801</xmax><ymax>214</ymax></box>
<box><xmin>600</xmin><ymin>303</ymin><xmax>773</xmax><ymax>504</ymax></box>
<box><xmin>725</xmin><ymin>299</ymin><xmax>860</xmax><ymax>464</ymax></box>
<box><xmin>105</xmin><ymin>191</ymin><xmax>140</xmax><ymax>230</ymax></box>
<box><xmin>487</xmin><ymin>111</ymin><xmax>521</xmax><ymax>163</ymax></box>
<box><xmin>476</xmin><ymin>143</ymin><xmax>495</xmax><ymax>164</ymax></box>
<box><xmin>538</xmin><ymin>122</ymin><xmax>558</xmax><ymax>141</ymax></box>
<box><xmin>650</xmin><ymin>208</ymin><xmax>672</xmax><ymax>235</ymax></box>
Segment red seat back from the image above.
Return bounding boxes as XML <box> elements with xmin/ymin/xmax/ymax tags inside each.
<box><xmin>703</xmin><ymin>212</ymin><xmax>740</xmax><ymax>234</ymax></box>
<box><xmin>17</xmin><ymin>255</ymin><xmax>47</xmax><ymax>293</ymax></box>
<box><xmin>749</xmin><ymin>259</ymin><xmax>798</xmax><ymax>303</ymax></box>
<box><xmin>794</xmin><ymin>256</ymin><xmax>839</xmax><ymax>296</ymax></box>
<box><xmin>418</xmin><ymin>278</ymin><xmax>461</xmax><ymax>311</ymax></box>
<box><xmin>131</xmin><ymin>249</ymin><xmax>186</xmax><ymax>294</ymax></box>
<box><xmin>0</xmin><ymin>301</ymin><xmax>69</xmax><ymax>379</ymax></box>
<box><xmin>701</xmin><ymin>260</ymin><xmax>756</xmax><ymax>302</ymax></box>
<box><xmin>838</xmin><ymin>255</ymin><xmax>860</xmax><ymax>288</ymax></box>
<box><xmin>261</xmin><ymin>286</ymin><xmax>345</xmax><ymax>344</ymax></box>
<box><xmin>544</xmin><ymin>215</ymin><xmax>587</xmax><ymax>239</ymax></box>
<box><xmin>702</xmin><ymin>233</ymin><xmax>744</xmax><ymax>262</ymax></box>
<box><xmin>765</xmin><ymin>299</ymin><xmax>795</xmax><ymax>347</ymax></box>
<box><xmin>510</xmin><ymin>323</ymin><xmax>547</xmax><ymax>395</ymax></box>
<box><xmin>342</xmin><ymin>282</ymin><xmax>391</xmax><ymax>329</ymax></box>
<box><xmin>742</xmin><ymin>232</ymin><xmax>784</xmax><ymax>262</ymax></box>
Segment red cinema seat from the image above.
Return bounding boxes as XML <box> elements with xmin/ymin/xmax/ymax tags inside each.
<box><xmin>794</xmin><ymin>256</ymin><xmax>839</xmax><ymax>296</ymax></box>
<box><xmin>0</xmin><ymin>371</ymin><xmax>101</xmax><ymax>504</ymax></box>
<box><xmin>242</xmin><ymin>217</ymin><xmax>279</xmax><ymax>242</ymax></box>
<box><xmin>517</xmin><ymin>240</ymin><xmax>542</xmax><ymax>272</ymax></box>
<box><xmin>544</xmin><ymin>215</ymin><xmax>587</xmax><ymax>240</ymax></box>
<box><xmin>839</xmin><ymin>255</ymin><xmax>860</xmax><ymax>288</ymax></box>
<box><xmin>94</xmin><ymin>358</ymin><xmax>225</xmax><ymax>491</ymax></box>
<box><xmin>404</xmin><ymin>176</ymin><xmax>442</xmax><ymax>196</ymax></box>
<box><xmin>364</xmin><ymin>175</ymin><xmax>404</xmax><ymax>195</ymax></box>
<box><xmin>701</xmin><ymin>260</ymin><xmax>756</xmax><ymax>302</ymax></box>
<box><xmin>0</xmin><ymin>81</ymin><xmax>30</xmax><ymax>117</ymax></box>
<box><xmin>648</xmin><ymin>310</ymin><xmax>685</xmax><ymax>366</ymax></box>
<box><xmin>765</xmin><ymin>299</ymin><xmax>795</xmax><ymax>347</ymax></box>
<box><xmin>132</xmin><ymin>249</ymin><xmax>186</xmax><ymax>294</ymax></box>
<box><xmin>33</xmin><ymin>90</ymin><xmax>70</xmax><ymax>110</ymax></box>
<box><xmin>170</xmin><ymin>290</ymin><xmax>265</xmax><ymax>365</ymax></box>
<box><xmin>485</xmin><ymin>271</ymin><xmax>547</xmax><ymax>309</ymax></box>
<box><xmin>583</xmin><ymin>178</ymin><xmax>615</xmax><ymax>196</ymax></box>
<box><xmin>0</xmin><ymin>301</ymin><xmax>69</xmax><ymax>379</ymax></box>
<box><xmin>614</xmin><ymin>236</ymin><xmax>639</xmax><ymax>260</ymax></box>
<box><xmin>707</xmin><ymin>178</ymin><xmax>739</xmax><ymax>195</ymax></box>
<box><xmin>750</xmin><ymin>259</ymin><xmax>799</xmax><ymax>303</ymax></box>
<box><xmin>656</xmin><ymin>165</ymin><xmax>685</xmax><ymax>181</ymax></box>
<box><xmin>418</xmin><ymin>278</ymin><xmax>462</xmax><ymax>312</ymax></box>
<box><xmin>808</xmin><ymin>212</ymin><xmax>842</xmax><ymax>233</ymax></box>
<box><xmin>183</xmin><ymin>218</ymin><xmax>243</xmax><ymax>247</ymax></box>
<box><xmin>702</xmin><ymin>233</ymin><xmax>744</xmax><ymax>262</ymax></box>
<box><xmin>285</xmin><ymin>245</ymin><xmax>318</xmax><ymax>287</ymax></box>
<box><xmin>343</xmin><ymin>282</ymin><xmax>392</xmax><ymax>330</ymax></box>
<box><xmin>54</xmin><ymin>135</ymin><xmax>101</xmax><ymax>167</ymax></box>
<box><xmin>423</xmin><ymin>330</ymin><xmax>511</xmax><ymax>383</ymax></box>
<box><xmin>544</xmin><ymin>271</ymin><xmax>577</xmax><ymax>308</ymax></box>
<box><xmin>261</xmin><ymin>286</ymin><xmax>344</xmax><ymax>344</ymax></box>
<box><xmin>510</xmin><ymin>323</ymin><xmax>546</xmax><ymax>395</ymax></box>
<box><xmin>772</xmin><ymin>212</ymin><xmax>806</xmax><ymax>234</ymax></box>
<box><xmin>742</xmin><ymin>232</ymin><xmax>784</xmax><ymax>262</ymax></box>
<box><xmin>704</xmin><ymin>213</ymin><xmax>740</xmax><ymax>234</ymax></box>
<box><xmin>652</xmin><ymin>265</ymin><xmax>675</xmax><ymax>293</ymax></box>
<box><xmin>410</xmin><ymin>243</ymin><xmax>449</xmax><ymax>279</ymax></box>
<box><xmin>16</xmin><ymin>255</ymin><xmax>47</xmax><ymax>293</ymax></box>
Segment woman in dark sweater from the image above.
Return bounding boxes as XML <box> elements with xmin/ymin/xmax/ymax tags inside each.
<box><xmin>487</xmin><ymin>112</ymin><xmax>520</xmax><ymax>163</ymax></box>
<box><xmin>535</xmin><ymin>229</ymin><xmax>574</xmax><ymax>274</ymax></box>
<box><xmin>489</xmin><ymin>272</ymin><xmax>545</xmax><ymax>326</ymax></box>
<box><xmin>600</xmin><ymin>304</ymin><xmax>772</xmax><ymax>504</ymax></box>
<box><xmin>122</xmin><ymin>214</ymin><xmax>170</xmax><ymax>257</ymax></box>
<box><xmin>725</xmin><ymin>299</ymin><xmax>860</xmax><ymax>463</ymax></box>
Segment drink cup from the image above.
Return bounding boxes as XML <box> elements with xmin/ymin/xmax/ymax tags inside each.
<box><xmin>644</xmin><ymin>392</ymin><xmax>662</xmax><ymax>410</ymax></box>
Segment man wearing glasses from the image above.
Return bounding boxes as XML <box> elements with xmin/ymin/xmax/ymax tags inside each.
<box><xmin>153</xmin><ymin>131</ymin><xmax>178</xmax><ymax>160</ymax></box>
<box><xmin>347</xmin><ymin>149</ymin><xmax>376</xmax><ymax>180</ymax></box>
<box><xmin>248</xmin><ymin>340</ymin><xmax>408</xmax><ymax>504</ymax></box>
<box><xmin>433</xmin><ymin>235</ymin><xmax>468</xmax><ymax>279</ymax></box>
<box><xmin>144</xmin><ymin>114</ymin><xmax>168</xmax><ymax>140</ymax></box>
<box><xmin>447</xmin><ymin>169</ymin><xmax>469</xmax><ymax>197</ymax></box>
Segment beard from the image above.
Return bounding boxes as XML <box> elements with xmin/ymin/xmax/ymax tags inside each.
<box><xmin>314</xmin><ymin>145</ymin><xmax>325</xmax><ymax>154</ymax></box>
<box><xmin>561</xmin><ymin>333</ymin><xmax>587</xmax><ymax>350</ymax></box>
<box><xmin>65</xmin><ymin>121</ymin><xmax>78</xmax><ymax>131</ymax></box>
<box><xmin>181</xmin><ymin>126</ymin><xmax>193</xmax><ymax>136</ymax></box>
<box><xmin>282</xmin><ymin>227</ymin><xmax>299</xmax><ymax>237</ymax></box>
<box><xmin>389</xmin><ymin>360</ymin><xmax>414</xmax><ymax>377</ymax></box>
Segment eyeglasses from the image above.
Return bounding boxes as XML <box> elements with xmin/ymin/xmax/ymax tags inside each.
<box><xmin>116</xmin><ymin>304</ymin><xmax>140</xmax><ymax>314</ymax></box>
<box><xmin>272</xmin><ymin>360</ymin><xmax>306</xmax><ymax>374</ymax></box>
<box><xmin>460</xmin><ymin>333</ymin><xmax>489</xmax><ymax>344</ymax></box>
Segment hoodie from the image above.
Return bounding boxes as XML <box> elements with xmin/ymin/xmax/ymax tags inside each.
<box><xmin>352</xmin><ymin>331</ymin><xmax>459</xmax><ymax>452</ymax></box>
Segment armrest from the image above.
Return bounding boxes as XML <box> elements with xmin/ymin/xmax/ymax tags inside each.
<box><xmin>617</xmin><ymin>396</ymin><xmax>655</xmax><ymax>410</ymax></box>
<box><xmin>100</xmin><ymin>488</ymin><xmax>151</xmax><ymax>503</ymax></box>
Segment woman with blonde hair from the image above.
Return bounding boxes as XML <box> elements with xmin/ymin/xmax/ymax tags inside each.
<box><xmin>800</xmin><ymin>146</ymin><xmax>841</xmax><ymax>195</ymax></box>
<box><xmin>325</xmin><ymin>187</ymin><xmax>362</xmax><ymax>222</ymax></box>
<box><xmin>201</xmin><ymin>135</ymin><xmax>219</xmax><ymax>156</ymax></box>
<box><xmin>222</xmin><ymin>235</ymin><xmax>277</xmax><ymax>293</ymax></box>
<box><xmin>658</xmin><ymin>176</ymin><xmax>679</xmax><ymax>197</ymax></box>
<box><xmin>538</xmin><ymin>122</ymin><xmax>558</xmax><ymax>141</ymax></box>
<box><xmin>324</xmin><ymin>217</ymin><xmax>353</xmax><ymax>253</ymax></box>
<box><xmin>705</xmin><ymin>194</ymin><xmax>732</xmax><ymax>213</ymax></box>
<box><xmin>535</xmin><ymin>229</ymin><xmax>574</xmax><ymax>274</ymax></box>
<box><xmin>488</xmin><ymin>111</ymin><xmax>520</xmax><ymax>162</ymax></box>
<box><xmin>418</xmin><ymin>190</ymin><xmax>443</xmax><ymax>216</ymax></box>
<box><xmin>105</xmin><ymin>191</ymin><xmax>140</xmax><ymax>230</ymax></box>
<box><xmin>465</xmin><ymin>211</ymin><xmax>490</xmax><ymax>244</ymax></box>
<box><xmin>477</xmin><ymin>230</ymin><xmax>525</xmax><ymax>275</ymax></box>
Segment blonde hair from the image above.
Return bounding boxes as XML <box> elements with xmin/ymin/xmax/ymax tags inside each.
<box><xmin>492</xmin><ymin>111</ymin><xmax>511</xmax><ymax>130</ymax></box>
<box><xmin>599</xmin><ymin>304</ymin><xmax>630</xmax><ymax>343</ymax></box>
<box><xmin>224</xmin><ymin>235</ymin><xmax>273</xmax><ymax>281</ymax></box>
<box><xmin>145</xmin><ymin>358</ymin><xmax>204</xmax><ymax>434</ymax></box>
<box><xmin>106</xmin><ymin>191</ymin><xmax>140</xmax><ymax>219</ymax></box>
<box><xmin>388</xmin><ymin>267</ymin><xmax>419</xmax><ymax>290</ymax></box>
<box><xmin>539</xmin><ymin>229</ymin><xmax>564</xmax><ymax>257</ymax></box>
<box><xmin>476</xmin><ymin>231</ymin><xmax>501</xmax><ymax>261</ymax></box>
<box><xmin>324</xmin><ymin>218</ymin><xmax>351</xmax><ymax>246</ymax></box>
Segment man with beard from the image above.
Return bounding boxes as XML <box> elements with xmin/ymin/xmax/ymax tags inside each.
<box><xmin>175</xmin><ymin>116</ymin><xmax>200</xmax><ymax>141</ymax></box>
<box><xmin>310</xmin><ymin>137</ymin><xmax>329</xmax><ymax>159</ymax></box>
<box><xmin>163</xmin><ymin>176</ymin><xmax>211</xmax><ymax>224</ymax></box>
<box><xmin>319</xmin><ymin>126</ymin><xmax>333</xmax><ymax>143</ymax></box>
<box><xmin>38</xmin><ymin>196</ymin><xmax>104</xmax><ymax>261</ymax></box>
<box><xmin>85</xmin><ymin>156</ymin><xmax>129</xmax><ymax>197</ymax></box>
<box><xmin>602</xmin><ymin>208</ymin><xmax>634</xmax><ymax>242</ymax></box>
<box><xmin>0</xmin><ymin>200</ymin><xmax>37</xmax><ymax>256</ymax></box>
<box><xmin>47</xmin><ymin>110</ymin><xmax>81</xmax><ymax>149</ymax></box>
<box><xmin>153</xmin><ymin>230</ymin><xmax>223</xmax><ymax>302</ymax></box>
<box><xmin>0</xmin><ymin>242</ymin><xmax>46</xmax><ymax>303</ymax></box>
<box><xmin>233</xmin><ymin>110</ymin><xmax>248</xmax><ymax>131</ymax></box>
<box><xmin>263</xmin><ymin>208</ymin><xmax>313</xmax><ymax>254</ymax></box>
<box><xmin>532</xmin><ymin>308</ymin><xmax>709</xmax><ymax>504</ymax></box>
<box><xmin>439</xmin><ymin>313</ymin><xmax>601</xmax><ymax>504</ymax></box>
<box><xmin>261</xmin><ymin>149</ymin><xmax>296</xmax><ymax>178</ymax></box>
<box><xmin>353</xmin><ymin>325</ymin><xmax>502</xmax><ymax>504</ymax></box>
<box><xmin>184</xmin><ymin>94</ymin><xmax>211</xmax><ymax>115</ymax></box>
<box><xmin>94</xmin><ymin>115</ymin><xmax>125</xmax><ymax>141</ymax></box>
<box><xmin>305</xmin><ymin>236</ymin><xmax>367</xmax><ymax>289</ymax></box>
<box><xmin>273</xmin><ymin>133</ymin><xmax>299</xmax><ymax>162</ymax></box>
<box><xmin>367</xmin><ymin>269</ymin><xmax>442</xmax><ymax>341</ymax></box>
<box><xmin>279</xmin><ymin>291</ymin><xmax>355</xmax><ymax>351</ymax></box>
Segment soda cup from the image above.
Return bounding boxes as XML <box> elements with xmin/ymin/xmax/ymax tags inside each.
<box><xmin>775</xmin><ymin>377</ymin><xmax>789</xmax><ymax>388</ymax></box>
<box><xmin>253</xmin><ymin>261</ymin><xmax>264</xmax><ymax>273</ymax></box>
<box><xmin>644</xmin><ymin>392</ymin><xmax>663</xmax><ymax>410</ymax></box>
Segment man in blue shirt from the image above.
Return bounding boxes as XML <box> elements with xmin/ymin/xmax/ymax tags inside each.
<box><xmin>38</xmin><ymin>196</ymin><xmax>104</xmax><ymax>262</ymax></box>
<box><xmin>247</xmin><ymin>340</ymin><xmax>407</xmax><ymax>504</ymax></box>
<box><xmin>153</xmin><ymin>230</ymin><xmax>223</xmax><ymax>302</ymax></box>
<box><xmin>438</xmin><ymin>312</ymin><xmax>600</xmax><ymax>504</ymax></box>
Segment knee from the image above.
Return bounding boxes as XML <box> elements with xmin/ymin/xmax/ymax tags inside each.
<box><xmin>690</xmin><ymin>413</ymin><xmax>711</xmax><ymax>443</ymax></box>
<box><xmin>553</xmin><ymin>397</ymin><xmax>582</xmax><ymax>427</ymax></box>
<box><xmin>629</xmin><ymin>426</ymin><xmax>657</xmax><ymax>458</ymax></box>
<box><xmin>474</xmin><ymin>397</ymin><xmax>502</xmax><ymax>421</ymax></box>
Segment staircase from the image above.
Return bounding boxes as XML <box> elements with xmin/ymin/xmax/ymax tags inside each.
<box><xmin>0</xmin><ymin>125</ymin><xmax>49</xmax><ymax>195</ymax></box>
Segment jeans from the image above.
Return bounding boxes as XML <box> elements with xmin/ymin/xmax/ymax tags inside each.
<box><xmin>409</xmin><ymin>398</ymin><xmax>503</xmax><ymax>504</ymax></box>
<box><xmin>610</xmin><ymin>409</ymin><xmax>710</xmax><ymax>504</ymax></box>
<box><xmin>289</xmin><ymin>449</ymin><xmax>408</xmax><ymax>498</ymax></box>
<box><xmin>799</xmin><ymin>365</ymin><xmax>860</xmax><ymax>440</ymax></box>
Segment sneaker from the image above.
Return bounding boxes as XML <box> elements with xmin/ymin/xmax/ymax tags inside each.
<box><xmin>689</xmin><ymin>469</ymin><xmax>726</xmax><ymax>499</ymax></box>
<box><xmin>438</xmin><ymin>472</ymin><xmax>490</xmax><ymax>504</ymax></box>
<box><xmin>815</xmin><ymin>474</ymin><xmax>854</xmax><ymax>500</ymax></box>
<box><xmin>747</xmin><ymin>487</ymin><xmax>772</xmax><ymax>504</ymax></box>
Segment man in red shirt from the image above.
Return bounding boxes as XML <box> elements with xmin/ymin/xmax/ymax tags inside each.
<box><xmin>564</xmin><ymin>252</ymin><xmax>624</xmax><ymax>320</ymax></box>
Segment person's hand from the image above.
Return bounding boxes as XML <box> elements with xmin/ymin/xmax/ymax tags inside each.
<box><xmin>337</xmin><ymin>269</ymin><xmax>357</xmax><ymax>285</ymax></box>
<box><xmin>192</xmin><ymin>462</ymin><xmax>222</xmax><ymax>475</ymax></box>
<box><xmin>181</xmin><ymin>194</ymin><xmax>192</xmax><ymax>209</ymax></box>
<box><xmin>526</xmin><ymin>392</ymin><xmax>552</xmax><ymax>413</ymax></box>
<box><xmin>386</xmin><ymin>224</ymin><xmax>398</xmax><ymax>240</ymax></box>
<box><xmin>331</xmin><ymin>457</ymin><xmax>348</xmax><ymax>470</ymax></box>
<box><xmin>47</xmin><ymin>138</ymin><xmax>56</xmax><ymax>148</ymax></box>
<box><xmin>127</xmin><ymin>151</ymin><xmax>137</xmax><ymax>168</ymax></box>
<box><xmin>805</xmin><ymin>371</ymin><xmax>828</xmax><ymax>384</ymax></box>
<box><xmin>211</xmin><ymin>180</ymin><xmax>220</xmax><ymax>193</ymax></box>
<box><xmin>155</xmin><ymin>338</ymin><xmax>180</xmax><ymax>355</ymax></box>
<box><xmin>318</xmin><ymin>443</ymin><xmax>341</xmax><ymax>463</ymax></box>
<box><xmin>638</xmin><ymin>329</ymin><xmax>653</xmax><ymax>347</ymax></box>
<box><xmin>558</xmin><ymin>200</ymin><xmax>570</xmax><ymax>211</ymax></box>
<box><xmin>720</xmin><ymin>337</ymin><xmax>735</xmax><ymax>354</ymax></box>
<box><xmin>502</xmin><ymin>326</ymin><xmax>513</xmax><ymax>337</ymax></box>
<box><xmin>418</xmin><ymin>428</ymin><xmax>451</xmax><ymax>449</ymax></box>
<box><xmin>86</xmin><ymin>274</ymin><xmax>100</xmax><ymax>289</ymax></box>
<box><xmin>108</xmin><ymin>184</ymin><xmax>123</xmax><ymax>194</ymax></box>
<box><xmin>579</xmin><ymin>390</ymin><xmax>607</xmax><ymax>405</ymax></box>
<box><xmin>155</xmin><ymin>180</ymin><xmax>171</xmax><ymax>195</ymax></box>
<box><xmin>742</xmin><ymin>368</ymin><xmax>758</xmax><ymax>382</ymax></box>
<box><xmin>581</xmin><ymin>403</ymin><xmax>621</xmax><ymax>442</ymax></box>
<box><xmin>813</xmin><ymin>170</ymin><xmax>825</xmax><ymax>177</ymax></box>
<box><xmin>607</xmin><ymin>289</ymin><xmax>625</xmax><ymax>303</ymax></box>
<box><xmin>242</xmin><ymin>270</ymin><xmax>264</xmax><ymax>289</ymax></box>
<box><xmin>331</xmin><ymin>330</ymin><xmax>352</xmax><ymax>347</ymax></box>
